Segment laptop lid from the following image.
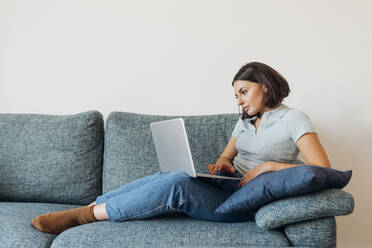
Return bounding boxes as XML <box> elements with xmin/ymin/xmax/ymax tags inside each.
<box><xmin>150</xmin><ymin>118</ymin><xmax>197</xmax><ymax>177</ymax></box>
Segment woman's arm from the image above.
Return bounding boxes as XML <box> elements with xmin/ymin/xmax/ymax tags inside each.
<box><xmin>208</xmin><ymin>136</ymin><xmax>238</xmax><ymax>174</ymax></box>
<box><xmin>239</xmin><ymin>133</ymin><xmax>332</xmax><ymax>186</ymax></box>
<box><xmin>271</xmin><ymin>132</ymin><xmax>331</xmax><ymax>171</ymax></box>
<box><xmin>296</xmin><ymin>133</ymin><xmax>331</xmax><ymax>167</ymax></box>
<box><xmin>217</xmin><ymin>136</ymin><xmax>238</xmax><ymax>163</ymax></box>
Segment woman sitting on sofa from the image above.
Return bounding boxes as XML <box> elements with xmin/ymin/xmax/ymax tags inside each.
<box><xmin>32</xmin><ymin>62</ymin><xmax>331</xmax><ymax>234</ymax></box>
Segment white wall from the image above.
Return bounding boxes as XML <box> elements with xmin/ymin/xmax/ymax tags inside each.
<box><xmin>1</xmin><ymin>0</ymin><xmax>371</xmax><ymax>246</ymax></box>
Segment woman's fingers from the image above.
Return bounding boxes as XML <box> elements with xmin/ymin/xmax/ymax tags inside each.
<box><xmin>208</xmin><ymin>163</ymin><xmax>235</xmax><ymax>175</ymax></box>
<box><xmin>208</xmin><ymin>164</ymin><xmax>219</xmax><ymax>174</ymax></box>
<box><xmin>208</xmin><ymin>164</ymin><xmax>213</xmax><ymax>174</ymax></box>
<box><xmin>238</xmin><ymin>178</ymin><xmax>247</xmax><ymax>187</ymax></box>
<box><xmin>238</xmin><ymin>173</ymin><xmax>251</xmax><ymax>187</ymax></box>
<box><xmin>225</xmin><ymin>164</ymin><xmax>235</xmax><ymax>173</ymax></box>
<box><xmin>220</xmin><ymin>163</ymin><xmax>235</xmax><ymax>173</ymax></box>
<box><xmin>214</xmin><ymin>165</ymin><xmax>222</xmax><ymax>174</ymax></box>
<box><xmin>208</xmin><ymin>164</ymin><xmax>215</xmax><ymax>173</ymax></box>
<box><xmin>238</xmin><ymin>175</ymin><xmax>247</xmax><ymax>187</ymax></box>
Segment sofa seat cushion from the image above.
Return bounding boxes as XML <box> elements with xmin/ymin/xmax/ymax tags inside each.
<box><xmin>50</xmin><ymin>213</ymin><xmax>290</xmax><ymax>247</ymax></box>
<box><xmin>0</xmin><ymin>202</ymin><xmax>83</xmax><ymax>248</ymax></box>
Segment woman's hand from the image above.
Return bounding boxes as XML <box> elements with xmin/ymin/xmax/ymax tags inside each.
<box><xmin>208</xmin><ymin>159</ymin><xmax>235</xmax><ymax>175</ymax></box>
<box><xmin>238</xmin><ymin>161</ymin><xmax>273</xmax><ymax>187</ymax></box>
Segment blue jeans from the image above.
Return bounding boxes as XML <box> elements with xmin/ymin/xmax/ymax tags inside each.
<box><xmin>95</xmin><ymin>170</ymin><xmax>252</xmax><ymax>223</ymax></box>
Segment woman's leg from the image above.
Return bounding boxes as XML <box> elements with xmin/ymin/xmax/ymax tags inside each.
<box><xmin>95</xmin><ymin>172</ymin><xmax>167</xmax><ymax>204</ymax></box>
<box><xmin>32</xmin><ymin>172</ymin><xmax>166</xmax><ymax>234</ymax></box>
<box><xmin>104</xmin><ymin>172</ymin><xmax>252</xmax><ymax>223</ymax></box>
<box><xmin>93</xmin><ymin>203</ymin><xmax>108</xmax><ymax>220</ymax></box>
<box><xmin>32</xmin><ymin>172</ymin><xmax>251</xmax><ymax>234</ymax></box>
<box><xmin>94</xmin><ymin>172</ymin><xmax>241</xmax><ymax>221</ymax></box>
<box><xmin>32</xmin><ymin>205</ymin><xmax>97</xmax><ymax>234</ymax></box>
<box><xmin>90</xmin><ymin>172</ymin><xmax>241</xmax><ymax>221</ymax></box>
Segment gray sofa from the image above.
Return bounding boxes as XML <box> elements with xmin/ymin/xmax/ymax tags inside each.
<box><xmin>0</xmin><ymin>110</ymin><xmax>354</xmax><ymax>247</ymax></box>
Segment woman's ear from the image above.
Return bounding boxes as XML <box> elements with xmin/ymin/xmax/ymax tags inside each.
<box><xmin>262</xmin><ymin>84</ymin><xmax>268</xmax><ymax>93</ymax></box>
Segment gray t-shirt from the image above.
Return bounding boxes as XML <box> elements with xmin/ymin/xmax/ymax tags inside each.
<box><xmin>231</xmin><ymin>104</ymin><xmax>316</xmax><ymax>175</ymax></box>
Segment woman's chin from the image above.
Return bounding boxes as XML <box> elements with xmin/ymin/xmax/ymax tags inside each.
<box><xmin>246</xmin><ymin>111</ymin><xmax>255</xmax><ymax>116</ymax></box>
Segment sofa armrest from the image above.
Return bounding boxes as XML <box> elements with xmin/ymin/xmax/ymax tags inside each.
<box><xmin>255</xmin><ymin>188</ymin><xmax>354</xmax><ymax>229</ymax></box>
<box><xmin>284</xmin><ymin>216</ymin><xmax>337</xmax><ymax>247</ymax></box>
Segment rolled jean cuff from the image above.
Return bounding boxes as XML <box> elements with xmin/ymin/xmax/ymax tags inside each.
<box><xmin>106</xmin><ymin>199</ymin><xmax>128</xmax><ymax>222</ymax></box>
<box><xmin>95</xmin><ymin>195</ymin><xmax>106</xmax><ymax>205</ymax></box>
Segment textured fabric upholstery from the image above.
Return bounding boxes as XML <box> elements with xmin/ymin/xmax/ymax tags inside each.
<box><xmin>102</xmin><ymin>112</ymin><xmax>239</xmax><ymax>193</ymax></box>
<box><xmin>284</xmin><ymin>217</ymin><xmax>336</xmax><ymax>247</ymax></box>
<box><xmin>0</xmin><ymin>111</ymin><xmax>104</xmax><ymax>204</ymax></box>
<box><xmin>0</xmin><ymin>111</ymin><xmax>353</xmax><ymax>247</ymax></box>
<box><xmin>255</xmin><ymin>188</ymin><xmax>354</xmax><ymax>229</ymax></box>
<box><xmin>50</xmin><ymin>213</ymin><xmax>290</xmax><ymax>247</ymax></box>
<box><xmin>0</xmin><ymin>202</ymin><xmax>83</xmax><ymax>248</ymax></box>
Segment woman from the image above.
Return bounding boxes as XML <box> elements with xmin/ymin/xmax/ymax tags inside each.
<box><xmin>32</xmin><ymin>62</ymin><xmax>331</xmax><ymax>234</ymax></box>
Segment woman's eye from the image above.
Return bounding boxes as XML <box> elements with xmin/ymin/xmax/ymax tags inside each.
<box><xmin>242</xmin><ymin>90</ymin><xmax>247</xmax><ymax>95</ymax></box>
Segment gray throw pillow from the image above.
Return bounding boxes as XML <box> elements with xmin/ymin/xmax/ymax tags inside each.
<box><xmin>0</xmin><ymin>110</ymin><xmax>104</xmax><ymax>204</ymax></box>
<box><xmin>255</xmin><ymin>188</ymin><xmax>354</xmax><ymax>229</ymax></box>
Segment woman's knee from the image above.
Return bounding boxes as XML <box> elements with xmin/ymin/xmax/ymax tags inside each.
<box><xmin>165</xmin><ymin>172</ymin><xmax>192</xmax><ymax>185</ymax></box>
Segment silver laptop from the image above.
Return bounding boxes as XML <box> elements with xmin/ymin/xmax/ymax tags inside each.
<box><xmin>150</xmin><ymin>118</ymin><xmax>242</xmax><ymax>180</ymax></box>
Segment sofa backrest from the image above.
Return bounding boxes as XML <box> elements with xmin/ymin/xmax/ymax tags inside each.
<box><xmin>0</xmin><ymin>110</ymin><xmax>104</xmax><ymax>205</ymax></box>
<box><xmin>102</xmin><ymin>112</ymin><xmax>239</xmax><ymax>194</ymax></box>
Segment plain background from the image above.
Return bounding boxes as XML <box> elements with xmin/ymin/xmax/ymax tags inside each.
<box><xmin>0</xmin><ymin>0</ymin><xmax>371</xmax><ymax>246</ymax></box>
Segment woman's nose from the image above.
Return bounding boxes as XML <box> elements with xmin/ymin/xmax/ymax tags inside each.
<box><xmin>237</xmin><ymin>98</ymin><xmax>244</xmax><ymax>105</ymax></box>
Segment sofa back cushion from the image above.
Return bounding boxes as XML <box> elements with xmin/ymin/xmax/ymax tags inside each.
<box><xmin>0</xmin><ymin>111</ymin><xmax>104</xmax><ymax>204</ymax></box>
<box><xmin>102</xmin><ymin>112</ymin><xmax>239</xmax><ymax>193</ymax></box>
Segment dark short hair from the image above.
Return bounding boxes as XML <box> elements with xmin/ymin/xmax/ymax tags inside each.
<box><xmin>232</xmin><ymin>62</ymin><xmax>290</xmax><ymax>109</ymax></box>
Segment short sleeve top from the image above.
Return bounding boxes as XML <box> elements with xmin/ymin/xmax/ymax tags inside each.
<box><xmin>231</xmin><ymin>104</ymin><xmax>316</xmax><ymax>175</ymax></box>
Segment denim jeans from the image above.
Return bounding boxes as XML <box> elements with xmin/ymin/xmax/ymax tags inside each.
<box><xmin>95</xmin><ymin>170</ymin><xmax>253</xmax><ymax>223</ymax></box>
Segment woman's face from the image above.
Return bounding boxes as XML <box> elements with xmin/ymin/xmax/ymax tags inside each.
<box><xmin>233</xmin><ymin>80</ymin><xmax>267</xmax><ymax>116</ymax></box>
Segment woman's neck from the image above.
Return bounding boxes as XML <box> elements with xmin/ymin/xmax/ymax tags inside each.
<box><xmin>258</xmin><ymin>103</ymin><xmax>281</xmax><ymax>119</ymax></box>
